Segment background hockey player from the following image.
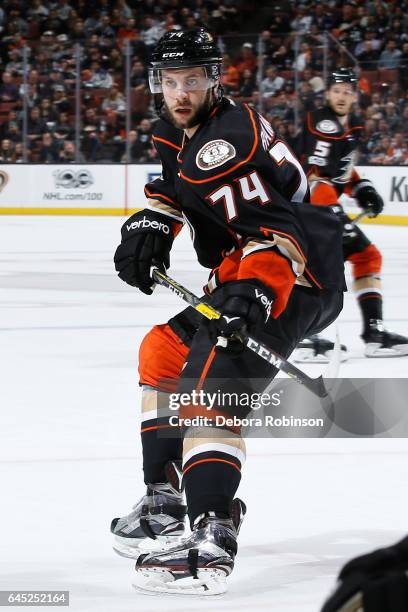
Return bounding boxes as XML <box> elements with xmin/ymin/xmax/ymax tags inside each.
<box><xmin>320</xmin><ymin>534</ymin><xmax>408</xmax><ymax>612</ymax></box>
<box><xmin>111</xmin><ymin>28</ymin><xmax>344</xmax><ymax>594</ymax></box>
<box><xmin>294</xmin><ymin>68</ymin><xmax>408</xmax><ymax>362</ymax></box>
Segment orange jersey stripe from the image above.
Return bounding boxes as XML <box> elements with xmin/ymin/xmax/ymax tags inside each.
<box><xmin>144</xmin><ymin>187</ymin><xmax>180</xmax><ymax>208</ymax></box>
<box><xmin>152</xmin><ymin>135</ymin><xmax>182</xmax><ymax>151</ymax></box>
<box><xmin>307</xmin><ymin>112</ymin><xmax>363</xmax><ymax>141</ymax></box>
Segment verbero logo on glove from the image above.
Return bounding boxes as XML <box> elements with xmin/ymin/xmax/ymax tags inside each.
<box><xmin>126</xmin><ymin>216</ymin><xmax>170</xmax><ymax>234</ymax></box>
<box><xmin>254</xmin><ymin>288</ymin><xmax>273</xmax><ymax>322</ymax></box>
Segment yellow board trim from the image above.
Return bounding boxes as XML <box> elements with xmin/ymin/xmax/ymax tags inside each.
<box><xmin>0</xmin><ymin>208</ymin><xmax>407</xmax><ymax>226</ymax></box>
<box><xmin>0</xmin><ymin>207</ymin><xmax>142</xmax><ymax>216</ymax></box>
<box><xmin>349</xmin><ymin>214</ymin><xmax>408</xmax><ymax>226</ymax></box>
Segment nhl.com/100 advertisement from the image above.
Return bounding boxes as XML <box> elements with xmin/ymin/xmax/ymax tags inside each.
<box><xmin>0</xmin><ymin>164</ymin><xmax>147</xmax><ymax>212</ymax></box>
<box><xmin>0</xmin><ymin>164</ymin><xmax>407</xmax><ymax>217</ymax></box>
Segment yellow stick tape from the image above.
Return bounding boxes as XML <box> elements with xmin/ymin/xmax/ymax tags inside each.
<box><xmin>196</xmin><ymin>303</ymin><xmax>220</xmax><ymax>320</ymax></box>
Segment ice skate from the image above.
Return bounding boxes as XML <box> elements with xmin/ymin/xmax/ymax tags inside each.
<box><xmin>111</xmin><ymin>461</ymin><xmax>187</xmax><ymax>558</ymax></box>
<box><xmin>293</xmin><ymin>334</ymin><xmax>348</xmax><ymax>363</ymax></box>
<box><xmin>362</xmin><ymin>320</ymin><xmax>408</xmax><ymax>357</ymax></box>
<box><xmin>133</xmin><ymin>498</ymin><xmax>246</xmax><ymax>596</ymax></box>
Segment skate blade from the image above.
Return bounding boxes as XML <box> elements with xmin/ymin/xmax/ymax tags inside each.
<box><xmin>113</xmin><ymin>535</ymin><xmax>184</xmax><ymax>559</ymax></box>
<box><xmin>133</xmin><ymin>567</ymin><xmax>228</xmax><ymax>596</ymax></box>
<box><xmin>293</xmin><ymin>349</ymin><xmax>348</xmax><ymax>364</ymax></box>
<box><xmin>365</xmin><ymin>343</ymin><xmax>408</xmax><ymax>358</ymax></box>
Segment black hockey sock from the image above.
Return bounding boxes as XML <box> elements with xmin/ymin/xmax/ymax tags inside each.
<box><xmin>141</xmin><ymin>425</ymin><xmax>182</xmax><ymax>484</ymax></box>
<box><xmin>183</xmin><ymin>460</ymin><xmax>241</xmax><ymax>527</ymax></box>
<box><xmin>358</xmin><ymin>293</ymin><xmax>383</xmax><ymax>335</ymax></box>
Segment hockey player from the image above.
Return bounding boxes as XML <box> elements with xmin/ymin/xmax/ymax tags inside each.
<box><xmin>321</xmin><ymin>535</ymin><xmax>408</xmax><ymax>612</ymax></box>
<box><xmin>294</xmin><ymin>68</ymin><xmax>408</xmax><ymax>362</ymax></box>
<box><xmin>111</xmin><ymin>28</ymin><xmax>345</xmax><ymax>594</ymax></box>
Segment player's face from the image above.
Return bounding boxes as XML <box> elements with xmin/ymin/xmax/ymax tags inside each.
<box><xmin>327</xmin><ymin>83</ymin><xmax>356</xmax><ymax>116</ymax></box>
<box><xmin>161</xmin><ymin>68</ymin><xmax>214</xmax><ymax>129</ymax></box>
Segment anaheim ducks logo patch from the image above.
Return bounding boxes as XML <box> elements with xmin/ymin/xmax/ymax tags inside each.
<box><xmin>0</xmin><ymin>170</ymin><xmax>9</xmax><ymax>193</ymax></box>
<box><xmin>316</xmin><ymin>119</ymin><xmax>338</xmax><ymax>134</ymax></box>
<box><xmin>196</xmin><ymin>140</ymin><xmax>236</xmax><ymax>171</ymax></box>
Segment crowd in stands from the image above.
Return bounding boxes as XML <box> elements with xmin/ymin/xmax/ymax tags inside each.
<box><xmin>0</xmin><ymin>0</ymin><xmax>407</xmax><ymax>164</ymax></box>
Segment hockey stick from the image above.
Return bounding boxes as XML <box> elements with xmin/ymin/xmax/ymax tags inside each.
<box><xmin>151</xmin><ymin>268</ymin><xmax>329</xmax><ymax>398</ymax></box>
<box><xmin>351</xmin><ymin>211</ymin><xmax>369</xmax><ymax>224</ymax></box>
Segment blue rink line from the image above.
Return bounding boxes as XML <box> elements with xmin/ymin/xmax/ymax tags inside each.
<box><xmin>0</xmin><ymin>323</ymin><xmax>151</xmax><ymax>332</ymax></box>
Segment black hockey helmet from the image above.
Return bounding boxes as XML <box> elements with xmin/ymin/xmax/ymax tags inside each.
<box><xmin>148</xmin><ymin>28</ymin><xmax>223</xmax><ymax>115</ymax></box>
<box><xmin>327</xmin><ymin>68</ymin><xmax>358</xmax><ymax>89</ymax></box>
<box><xmin>149</xmin><ymin>28</ymin><xmax>223</xmax><ymax>81</ymax></box>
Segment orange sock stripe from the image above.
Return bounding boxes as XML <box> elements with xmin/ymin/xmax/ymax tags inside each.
<box><xmin>358</xmin><ymin>293</ymin><xmax>382</xmax><ymax>301</ymax></box>
<box><xmin>140</xmin><ymin>424</ymin><xmax>174</xmax><ymax>433</ymax></box>
<box><xmin>183</xmin><ymin>457</ymin><xmax>241</xmax><ymax>476</ymax></box>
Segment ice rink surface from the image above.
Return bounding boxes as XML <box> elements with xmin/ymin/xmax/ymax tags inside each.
<box><xmin>1</xmin><ymin>216</ymin><xmax>408</xmax><ymax>611</ymax></box>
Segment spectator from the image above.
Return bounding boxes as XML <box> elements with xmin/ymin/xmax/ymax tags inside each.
<box><xmin>261</xmin><ymin>65</ymin><xmax>285</xmax><ymax>98</ymax></box>
<box><xmin>0</xmin><ymin>71</ymin><xmax>19</xmax><ymax>102</ymax></box>
<box><xmin>369</xmin><ymin>136</ymin><xmax>394</xmax><ymax>164</ymax></box>
<box><xmin>221</xmin><ymin>54</ymin><xmax>240</xmax><ymax>94</ymax></box>
<box><xmin>52</xmin><ymin>86</ymin><xmax>71</xmax><ymax>114</ymax></box>
<box><xmin>0</xmin><ymin>139</ymin><xmax>15</xmax><ymax>162</ymax></box>
<box><xmin>387</xmin><ymin>132</ymin><xmax>408</xmax><ymax>164</ymax></box>
<box><xmin>293</xmin><ymin>42</ymin><xmax>312</xmax><ymax>72</ymax></box>
<box><xmin>378</xmin><ymin>39</ymin><xmax>402</xmax><ymax>69</ymax></box>
<box><xmin>141</xmin><ymin>16</ymin><xmax>165</xmax><ymax>49</ymax></box>
<box><xmin>54</xmin><ymin>111</ymin><xmax>73</xmax><ymax>141</ymax></box>
<box><xmin>355</xmin><ymin>29</ymin><xmax>382</xmax><ymax>66</ymax></box>
<box><xmin>82</xmin><ymin>127</ymin><xmax>101</xmax><ymax>162</ymax></box>
<box><xmin>271</xmin><ymin>44</ymin><xmax>293</xmax><ymax>70</ymax></box>
<box><xmin>27</xmin><ymin>0</ymin><xmax>49</xmax><ymax>21</ymax></box>
<box><xmin>54</xmin><ymin>0</ymin><xmax>72</xmax><ymax>22</ymax></box>
<box><xmin>39</xmin><ymin>132</ymin><xmax>60</xmax><ymax>162</ymax></box>
<box><xmin>5</xmin><ymin>50</ymin><xmax>24</xmax><ymax>76</ymax></box>
<box><xmin>130</xmin><ymin>60</ymin><xmax>148</xmax><ymax>88</ymax></box>
<box><xmin>236</xmin><ymin>42</ymin><xmax>257</xmax><ymax>75</ymax></box>
<box><xmin>120</xmin><ymin>129</ymin><xmax>145</xmax><ymax>162</ymax></box>
<box><xmin>134</xmin><ymin>118</ymin><xmax>153</xmax><ymax>157</ymax></box>
<box><xmin>58</xmin><ymin>140</ymin><xmax>85</xmax><ymax>163</ymax></box>
<box><xmin>89</xmin><ymin>61</ymin><xmax>113</xmax><ymax>88</ymax></box>
<box><xmin>238</xmin><ymin>68</ymin><xmax>257</xmax><ymax>98</ymax></box>
<box><xmin>3</xmin><ymin>121</ymin><xmax>21</xmax><ymax>143</ymax></box>
<box><xmin>117</xmin><ymin>17</ymin><xmax>138</xmax><ymax>48</ymax></box>
<box><xmin>102</xmin><ymin>84</ymin><xmax>126</xmax><ymax>114</ymax></box>
<box><xmin>301</xmin><ymin>67</ymin><xmax>325</xmax><ymax>94</ymax></box>
<box><xmin>13</xmin><ymin>142</ymin><xmax>24</xmax><ymax>163</ymax></box>
<box><xmin>27</xmin><ymin>107</ymin><xmax>46</xmax><ymax>142</ymax></box>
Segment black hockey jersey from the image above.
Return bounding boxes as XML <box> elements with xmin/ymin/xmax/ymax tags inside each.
<box><xmin>295</xmin><ymin>106</ymin><xmax>364</xmax><ymax>195</ymax></box>
<box><xmin>145</xmin><ymin>98</ymin><xmax>344</xmax><ymax>317</ymax></box>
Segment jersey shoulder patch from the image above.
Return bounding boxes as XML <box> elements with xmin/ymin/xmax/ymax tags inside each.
<box><xmin>195</xmin><ymin>139</ymin><xmax>236</xmax><ymax>171</ymax></box>
<box><xmin>315</xmin><ymin>119</ymin><xmax>339</xmax><ymax>134</ymax></box>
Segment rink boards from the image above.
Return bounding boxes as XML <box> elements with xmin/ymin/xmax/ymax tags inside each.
<box><xmin>0</xmin><ymin>163</ymin><xmax>407</xmax><ymax>224</ymax></box>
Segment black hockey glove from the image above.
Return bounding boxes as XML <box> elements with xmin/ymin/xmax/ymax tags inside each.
<box><xmin>209</xmin><ymin>281</ymin><xmax>275</xmax><ymax>355</ymax></box>
<box><xmin>353</xmin><ymin>181</ymin><xmax>384</xmax><ymax>218</ymax></box>
<box><xmin>321</xmin><ymin>535</ymin><xmax>408</xmax><ymax>612</ymax></box>
<box><xmin>114</xmin><ymin>209</ymin><xmax>174</xmax><ymax>294</ymax></box>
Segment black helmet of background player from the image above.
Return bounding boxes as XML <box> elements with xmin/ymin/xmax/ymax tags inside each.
<box><xmin>148</xmin><ymin>28</ymin><xmax>223</xmax><ymax>119</ymax></box>
<box><xmin>326</xmin><ymin>68</ymin><xmax>358</xmax><ymax>116</ymax></box>
<box><xmin>327</xmin><ymin>68</ymin><xmax>358</xmax><ymax>90</ymax></box>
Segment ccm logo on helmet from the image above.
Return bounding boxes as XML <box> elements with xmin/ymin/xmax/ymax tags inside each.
<box><xmin>126</xmin><ymin>217</ymin><xmax>170</xmax><ymax>234</ymax></box>
<box><xmin>255</xmin><ymin>288</ymin><xmax>273</xmax><ymax>321</ymax></box>
<box><xmin>162</xmin><ymin>52</ymin><xmax>185</xmax><ymax>58</ymax></box>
